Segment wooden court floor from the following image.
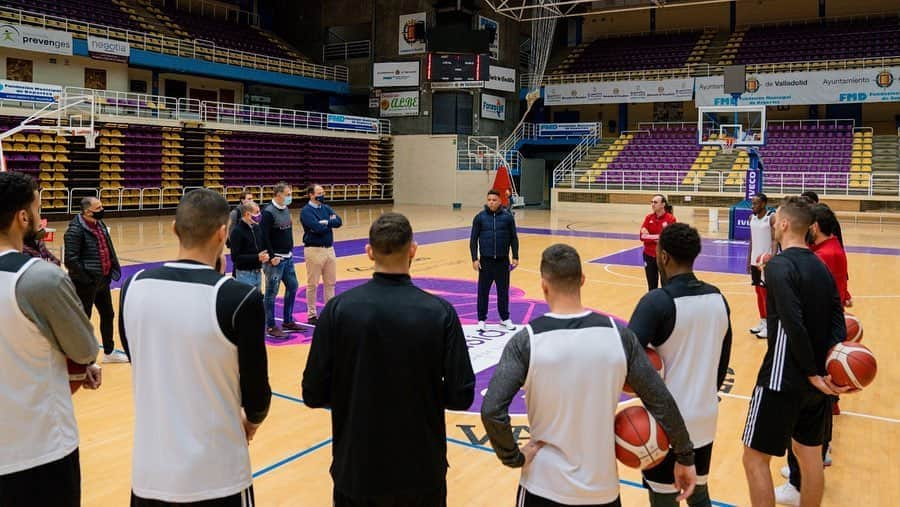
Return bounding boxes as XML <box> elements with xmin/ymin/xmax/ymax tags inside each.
<box><xmin>49</xmin><ymin>203</ymin><xmax>900</xmax><ymax>506</ymax></box>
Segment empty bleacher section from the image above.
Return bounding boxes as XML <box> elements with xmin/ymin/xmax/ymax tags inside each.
<box><xmin>589</xmin><ymin>126</ymin><xmax>703</xmax><ymax>187</ymax></box>
<box><xmin>147</xmin><ymin>3</ymin><xmax>307</xmax><ymax>61</ymax></box>
<box><xmin>1</xmin><ymin>113</ymin><xmax>393</xmax><ymax>212</ymax></box>
<box><xmin>722</xmin><ymin>122</ymin><xmax>856</xmax><ymax>190</ymax></box>
<box><xmin>0</xmin><ymin>1</ymin><xmax>344</xmax><ymax>82</ymax></box>
<box><xmin>559</xmin><ymin>121</ymin><xmax>900</xmax><ymax>197</ymax></box>
<box><xmin>721</xmin><ymin>15</ymin><xmax>900</xmax><ymax>66</ymax></box>
<box><xmin>550</xmin><ymin>29</ymin><xmax>714</xmax><ymax>76</ymax></box>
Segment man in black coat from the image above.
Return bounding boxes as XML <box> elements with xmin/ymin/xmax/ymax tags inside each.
<box><xmin>470</xmin><ymin>189</ymin><xmax>519</xmax><ymax>331</ymax></box>
<box><xmin>228</xmin><ymin>200</ymin><xmax>268</xmax><ymax>291</ymax></box>
<box><xmin>64</xmin><ymin>197</ymin><xmax>127</xmax><ymax>363</ymax></box>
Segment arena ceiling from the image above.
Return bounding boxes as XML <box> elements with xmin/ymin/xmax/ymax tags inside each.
<box><xmin>482</xmin><ymin>0</ymin><xmax>736</xmax><ymax>21</ymax></box>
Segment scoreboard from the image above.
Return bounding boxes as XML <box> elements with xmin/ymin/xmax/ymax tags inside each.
<box><xmin>426</xmin><ymin>53</ymin><xmax>490</xmax><ymax>82</ymax></box>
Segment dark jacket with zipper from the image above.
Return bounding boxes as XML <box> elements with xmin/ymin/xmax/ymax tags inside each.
<box><xmin>64</xmin><ymin>215</ymin><xmax>121</xmax><ymax>284</ymax></box>
<box><xmin>469</xmin><ymin>206</ymin><xmax>519</xmax><ymax>261</ymax></box>
<box><xmin>229</xmin><ymin>219</ymin><xmax>265</xmax><ymax>271</ymax></box>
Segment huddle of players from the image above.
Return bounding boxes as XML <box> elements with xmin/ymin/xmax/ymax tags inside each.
<box><xmin>0</xmin><ymin>170</ymin><xmax>847</xmax><ymax>507</ymax></box>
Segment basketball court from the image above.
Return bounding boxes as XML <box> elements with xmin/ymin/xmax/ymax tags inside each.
<box><xmin>56</xmin><ymin>203</ymin><xmax>899</xmax><ymax>506</ymax></box>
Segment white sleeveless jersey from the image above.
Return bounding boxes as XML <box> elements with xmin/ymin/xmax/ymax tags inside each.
<box><xmin>0</xmin><ymin>252</ymin><xmax>79</xmax><ymax>475</ymax></box>
<box><xmin>750</xmin><ymin>212</ymin><xmax>774</xmax><ymax>266</ymax></box>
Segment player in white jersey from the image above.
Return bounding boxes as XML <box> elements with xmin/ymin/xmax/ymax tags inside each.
<box><xmin>121</xmin><ymin>189</ymin><xmax>271</xmax><ymax>506</ymax></box>
<box><xmin>482</xmin><ymin>244</ymin><xmax>697</xmax><ymax>506</ymax></box>
<box><xmin>629</xmin><ymin>223</ymin><xmax>732</xmax><ymax>506</ymax></box>
<box><xmin>748</xmin><ymin>193</ymin><xmax>775</xmax><ymax>338</ymax></box>
<box><xmin>0</xmin><ymin>172</ymin><xmax>102</xmax><ymax>507</ymax></box>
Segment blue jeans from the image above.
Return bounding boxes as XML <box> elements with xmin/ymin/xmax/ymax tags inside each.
<box><xmin>235</xmin><ymin>269</ymin><xmax>262</xmax><ymax>291</ymax></box>
<box><xmin>263</xmin><ymin>256</ymin><xmax>298</xmax><ymax>328</ymax></box>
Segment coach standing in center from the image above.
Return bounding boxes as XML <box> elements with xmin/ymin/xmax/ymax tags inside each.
<box><xmin>300</xmin><ymin>184</ymin><xmax>341</xmax><ymax>326</ymax></box>
<box><xmin>470</xmin><ymin>189</ymin><xmax>519</xmax><ymax>331</ymax></box>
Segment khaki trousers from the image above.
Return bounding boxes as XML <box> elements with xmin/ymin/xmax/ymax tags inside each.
<box><xmin>305</xmin><ymin>246</ymin><xmax>336</xmax><ymax>317</ymax></box>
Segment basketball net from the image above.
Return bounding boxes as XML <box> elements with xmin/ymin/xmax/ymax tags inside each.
<box><xmin>722</xmin><ymin>137</ymin><xmax>735</xmax><ymax>154</ymax></box>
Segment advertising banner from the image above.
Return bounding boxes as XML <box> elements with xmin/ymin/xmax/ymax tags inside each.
<box><xmin>478</xmin><ymin>15</ymin><xmax>499</xmax><ymax>60</ymax></box>
<box><xmin>481</xmin><ymin>93</ymin><xmax>506</xmax><ymax>121</ymax></box>
<box><xmin>485</xmin><ymin>65</ymin><xmax>515</xmax><ymax>93</ymax></box>
<box><xmin>379</xmin><ymin>90</ymin><xmax>419</xmax><ymax>117</ymax></box>
<box><xmin>0</xmin><ymin>80</ymin><xmax>62</xmax><ymax>103</ymax></box>
<box><xmin>545</xmin><ymin>78</ymin><xmax>694</xmax><ymax>105</ymax></box>
<box><xmin>373</xmin><ymin>61</ymin><xmax>420</xmax><ymax>88</ymax></box>
<box><xmin>87</xmin><ymin>36</ymin><xmax>130</xmax><ymax>62</ymax></box>
<box><xmin>696</xmin><ymin>67</ymin><xmax>900</xmax><ymax>106</ymax></box>
<box><xmin>398</xmin><ymin>12</ymin><xmax>426</xmax><ymax>55</ymax></box>
<box><xmin>326</xmin><ymin>114</ymin><xmax>378</xmax><ymax>133</ymax></box>
<box><xmin>0</xmin><ymin>23</ymin><xmax>73</xmax><ymax>56</ymax></box>
<box><xmin>537</xmin><ymin>123</ymin><xmax>599</xmax><ymax>137</ymax></box>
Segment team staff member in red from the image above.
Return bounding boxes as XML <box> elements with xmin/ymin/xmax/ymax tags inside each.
<box><xmin>809</xmin><ymin>205</ymin><xmax>851</xmax><ymax>307</ymax></box>
<box><xmin>640</xmin><ymin>194</ymin><xmax>677</xmax><ymax>291</ymax></box>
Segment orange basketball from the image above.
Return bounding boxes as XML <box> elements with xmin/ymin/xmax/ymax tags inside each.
<box><xmin>845</xmin><ymin>314</ymin><xmax>863</xmax><ymax>343</ymax></box>
<box><xmin>826</xmin><ymin>342</ymin><xmax>877</xmax><ymax>390</ymax></box>
<box><xmin>623</xmin><ymin>348</ymin><xmax>665</xmax><ymax>394</ymax></box>
<box><xmin>67</xmin><ymin>358</ymin><xmax>87</xmax><ymax>394</ymax></box>
<box><xmin>614</xmin><ymin>405</ymin><xmax>670</xmax><ymax>469</ymax></box>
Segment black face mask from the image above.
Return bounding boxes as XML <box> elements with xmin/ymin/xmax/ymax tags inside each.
<box><xmin>91</xmin><ymin>209</ymin><xmax>105</xmax><ymax>221</ymax></box>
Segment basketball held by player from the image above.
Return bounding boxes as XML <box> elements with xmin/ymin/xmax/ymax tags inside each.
<box><xmin>629</xmin><ymin>223</ymin><xmax>733</xmax><ymax>507</ymax></box>
<box><xmin>482</xmin><ymin>243</ymin><xmax>696</xmax><ymax>506</ymax></box>
<box><xmin>742</xmin><ymin>197</ymin><xmax>851</xmax><ymax>507</ymax></box>
<box><xmin>640</xmin><ymin>194</ymin><xmax>676</xmax><ymax>291</ymax></box>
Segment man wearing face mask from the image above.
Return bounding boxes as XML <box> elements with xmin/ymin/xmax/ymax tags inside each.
<box><xmin>0</xmin><ymin>172</ymin><xmax>102</xmax><ymax>507</ymax></box>
<box><xmin>260</xmin><ymin>181</ymin><xmax>302</xmax><ymax>339</ymax></box>
<box><xmin>228</xmin><ymin>200</ymin><xmax>268</xmax><ymax>291</ymax></box>
<box><xmin>300</xmin><ymin>183</ymin><xmax>342</xmax><ymax>326</ymax></box>
<box><xmin>119</xmin><ymin>188</ymin><xmax>270</xmax><ymax>506</ymax></box>
<box><xmin>64</xmin><ymin>197</ymin><xmax>127</xmax><ymax>364</ymax></box>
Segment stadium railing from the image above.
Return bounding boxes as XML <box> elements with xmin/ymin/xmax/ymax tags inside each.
<box><xmin>49</xmin><ymin>183</ymin><xmax>392</xmax><ymax>214</ymax></box>
<box><xmin>0</xmin><ymin>5</ymin><xmax>349</xmax><ymax>83</ymax></box>
<box><xmin>0</xmin><ymin>87</ymin><xmax>390</xmax><ymax>136</ymax></box>
<box><xmin>522</xmin><ymin>54</ymin><xmax>900</xmax><ymax>87</ymax></box>
<box><xmin>553</xmin><ymin>169</ymin><xmax>893</xmax><ymax>197</ymax></box>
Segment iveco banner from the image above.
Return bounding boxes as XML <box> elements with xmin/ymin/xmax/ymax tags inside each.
<box><xmin>545</xmin><ymin>78</ymin><xmax>694</xmax><ymax>105</ymax></box>
<box><xmin>696</xmin><ymin>67</ymin><xmax>900</xmax><ymax>106</ymax></box>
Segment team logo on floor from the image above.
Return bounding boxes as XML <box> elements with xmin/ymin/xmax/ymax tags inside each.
<box><xmin>271</xmin><ymin>277</ymin><xmax>627</xmax><ymax>415</ymax></box>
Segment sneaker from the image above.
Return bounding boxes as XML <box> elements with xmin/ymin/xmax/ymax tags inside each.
<box><xmin>477</xmin><ymin>321</ymin><xmax>486</xmax><ymax>331</ymax></box>
<box><xmin>103</xmin><ymin>351</ymin><xmax>129</xmax><ymax>364</ymax></box>
<box><xmin>307</xmin><ymin>316</ymin><xmax>319</xmax><ymax>326</ymax></box>
<box><xmin>780</xmin><ymin>465</ymin><xmax>791</xmax><ymax>479</ymax></box>
<box><xmin>774</xmin><ymin>482</ymin><xmax>801</xmax><ymax>506</ymax></box>
<box><xmin>824</xmin><ymin>445</ymin><xmax>833</xmax><ymax>467</ymax></box>
<box><xmin>282</xmin><ymin>322</ymin><xmax>305</xmax><ymax>331</ymax></box>
<box><xmin>267</xmin><ymin>327</ymin><xmax>288</xmax><ymax>339</ymax></box>
<box><xmin>756</xmin><ymin>322</ymin><xmax>768</xmax><ymax>339</ymax></box>
<box><xmin>500</xmin><ymin>319</ymin><xmax>517</xmax><ymax>330</ymax></box>
<box><xmin>750</xmin><ymin>319</ymin><xmax>765</xmax><ymax>334</ymax></box>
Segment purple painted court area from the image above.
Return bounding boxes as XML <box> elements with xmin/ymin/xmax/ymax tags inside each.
<box><xmin>591</xmin><ymin>240</ymin><xmax>751</xmax><ymax>274</ymax></box>
<box><xmin>268</xmin><ymin>276</ymin><xmax>629</xmax><ymax>415</ymax></box>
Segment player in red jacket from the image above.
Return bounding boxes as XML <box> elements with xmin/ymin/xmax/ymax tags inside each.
<box><xmin>809</xmin><ymin>205</ymin><xmax>851</xmax><ymax>307</ymax></box>
<box><xmin>640</xmin><ymin>194</ymin><xmax>677</xmax><ymax>290</ymax></box>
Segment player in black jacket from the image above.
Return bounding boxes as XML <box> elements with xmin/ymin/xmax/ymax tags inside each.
<box><xmin>741</xmin><ymin>197</ymin><xmax>850</xmax><ymax>507</ymax></box>
<box><xmin>302</xmin><ymin>212</ymin><xmax>475</xmax><ymax>506</ymax></box>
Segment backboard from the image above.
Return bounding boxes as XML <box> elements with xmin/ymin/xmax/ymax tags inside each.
<box><xmin>698</xmin><ymin>105</ymin><xmax>766</xmax><ymax>147</ymax></box>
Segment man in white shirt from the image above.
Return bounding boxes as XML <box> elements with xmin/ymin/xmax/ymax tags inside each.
<box><xmin>748</xmin><ymin>193</ymin><xmax>775</xmax><ymax>338</ymax></box>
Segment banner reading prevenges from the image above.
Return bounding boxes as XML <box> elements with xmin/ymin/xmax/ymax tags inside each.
<box><xmin>545</xmin><ymin>78</ymin><xmax>694</xmax><ymax>105</ymax></box>
<box><xmin>0</xmin><ymin>23</ymin><xmax>72</xmax><ymax>56</ymax></box>
<box><xmin>696</xmin><ymin>67</ymin><xmax>900</xmax><ymax>106</ymax></box>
